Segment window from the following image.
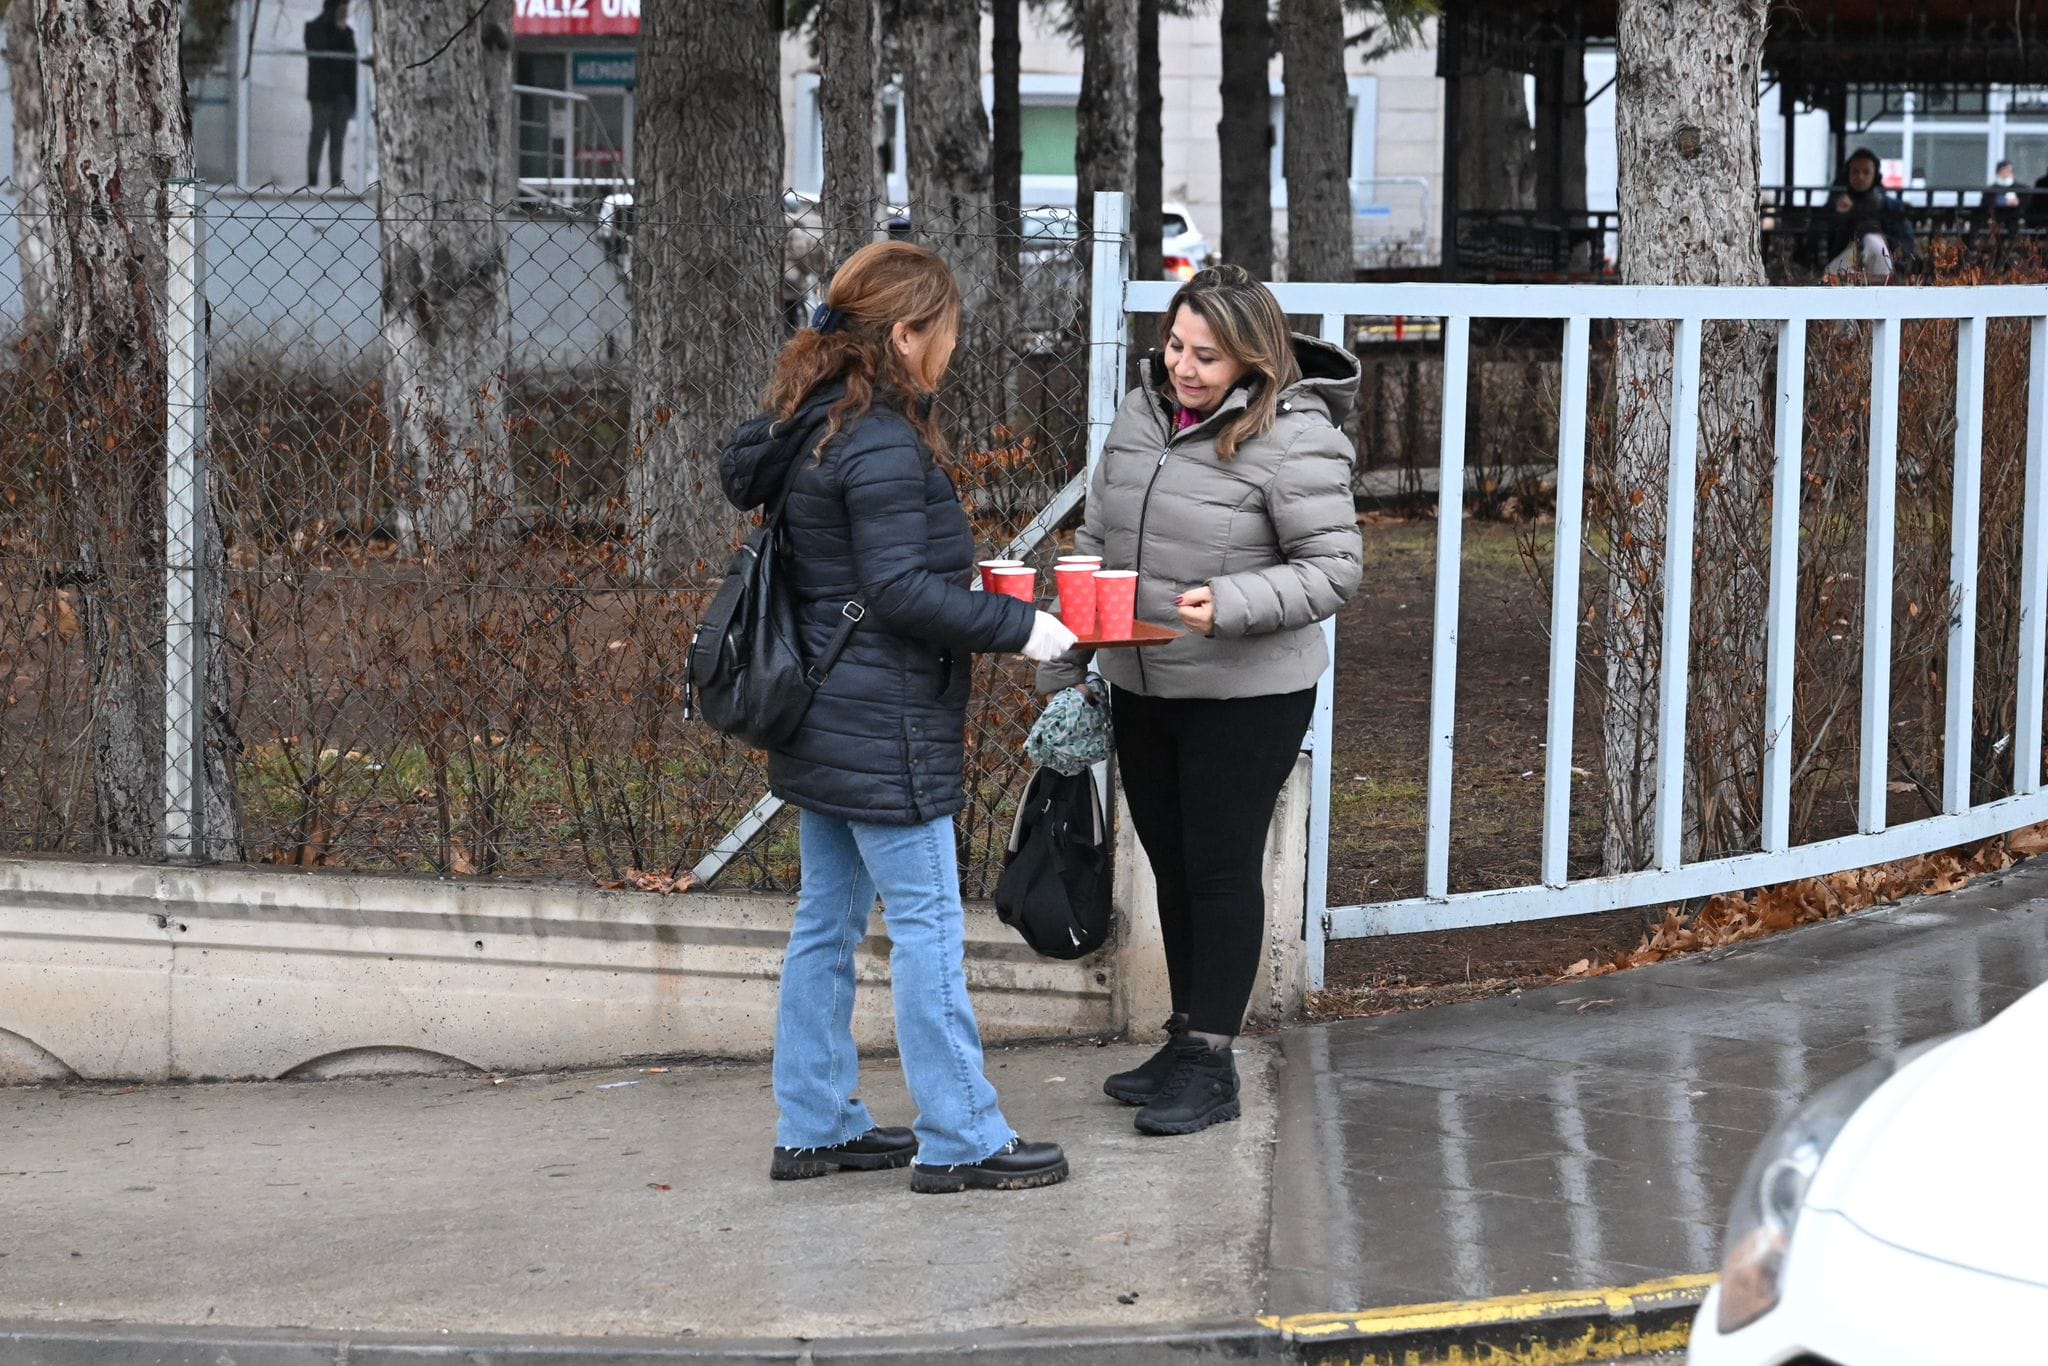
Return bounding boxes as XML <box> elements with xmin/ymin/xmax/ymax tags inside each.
<box><xmin>2005</xmin><ymin>132</ymin><xmax>2048</xmax><ymax>182</ymax></box>
<box><xmin>1840</xmin><ymin>88</ymin><xmax>2048</xmax><ymax>196</ymax></box>
<box><xmin>983</xmin><ymin>73</ymin><xmax>1083</xmax><ymax>207</ymax></box>
<box><xmin>1919</xmin><ymin>133</ymin><xmax>1991</xmax><ymax>187</ymax></box>
<box><xmin>516</xmin><ymin>52</ymin><xmax>571</xmax><ymax>182</ymax></box>
<box><xmin>1846</xmin><ymin>130</ymin><xmax>1905</xmax><ymax>175</ymax></box>
<box><xmin>1019</xmin><ymin>105</ymin><xmax>1078</xmax><ymax>178</ymax></box>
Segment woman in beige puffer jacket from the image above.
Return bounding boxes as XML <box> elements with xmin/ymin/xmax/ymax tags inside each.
<box><xmin>1038</xmin><ymin>265</ymin><xmax>1363</xmax><ymax>1137</ymax></box>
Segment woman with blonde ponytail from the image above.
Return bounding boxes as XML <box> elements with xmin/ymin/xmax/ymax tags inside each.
<box><xmin>720</xmin><ymin>241</ymin><xmax>1074</xmax><ymax>1194</ymax></box>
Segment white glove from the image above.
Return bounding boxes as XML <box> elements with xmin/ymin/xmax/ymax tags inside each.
<box><xmin>1020</xmin><ymin>610</ymin><xmax>1079</xmax><ymax>663</ymax></box>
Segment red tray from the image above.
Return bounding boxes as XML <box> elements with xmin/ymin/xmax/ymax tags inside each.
<box><xmin>1057</xmin><ymin>616</ymin><xmax>1182</xmax><ymax>649</ymax></box>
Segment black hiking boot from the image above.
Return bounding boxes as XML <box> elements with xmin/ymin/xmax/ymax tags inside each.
<box><xmin>909</xmin><ymin>1138</ymin><xmax>1069</xmax><ymax>1194</ymax></box>
<box><xmin>770</xmin><ymin>1125</ymin><xmax>917</xmax><ymax>1180</ymax></box>
<box><xmin>1133</xmin><ymin>1040</ymin><xmax>1240</xmax><ymax>1136</ymax></box>
<box><xmin>1102</xmin><ymin>1016</ymin><xmax>1189</xmax><ymax>1105</ymax></box>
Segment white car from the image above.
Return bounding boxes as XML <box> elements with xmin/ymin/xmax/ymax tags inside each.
<box><xmin>1017</xmin><ymin>203</ymin><xmax>1212</xmax><ymax>281</ymax></box>
<box><xmin>1161</xmin><ymin>201</ymin><xmax>1211</xmax><ymax>280</ymax></box>
<box><xmin>1690</xmin><ymin>978</ymin><xmax>2048</xmax><ymax>1364</ymax></box>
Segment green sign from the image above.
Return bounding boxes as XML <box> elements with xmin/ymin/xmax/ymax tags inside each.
<box><xmin>573</xmin><ymin>52</ymin><xmax>636</xmax><ymax>88</ymax></box>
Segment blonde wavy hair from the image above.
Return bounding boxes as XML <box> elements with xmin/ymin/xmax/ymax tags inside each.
<box><xmin>1157</xmin><ymin>264</ymin><xmax>1300</xmax><ymax>459</ymax></box>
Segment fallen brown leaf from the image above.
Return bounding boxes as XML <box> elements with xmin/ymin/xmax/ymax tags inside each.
<box><xmin>2010</xmin><ymin>822</ymin><xmax>2048</xmax><ymax>858</ymax></box>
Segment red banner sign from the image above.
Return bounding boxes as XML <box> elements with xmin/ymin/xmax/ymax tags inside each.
<box><xmin>514</xmin><ymin>0</ymin><xmax>640</xmax><ymax>36</ymax></box>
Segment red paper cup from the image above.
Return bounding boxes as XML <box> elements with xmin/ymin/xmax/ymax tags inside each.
<box><xmin>1094</xmin><ymin>570</ymin><xmax>1138</xmax><ymax>638</ymax></box>
<box><xmin>978</xmin><ymin>558</ymin><xmax>1024</xmax><ymax>592</ymax></box>
<box><xmin>990</xmin><ymin>566</ymin><xmax>1037</xmax><ymax>603</ymax></box>
<box><xmin>1054</xmin><ymin>564</ymin><xmax>1098</xmax><ymax>634</ymax></box>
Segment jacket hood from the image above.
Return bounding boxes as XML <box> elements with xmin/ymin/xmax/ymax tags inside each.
<box><xmin>1139</xmin><ymin>331</ymin><xmax>1361</xmax><ymax>429</ymax></box>
<box><xmin>1283</xmin><ymin>331</ymin><xmax>1362</xmax><ymax>426</ymax></box>
<box><xmin>720</xmin><ymin>385</ymin><xmax>843</xmax><ymax>512</ymax></box>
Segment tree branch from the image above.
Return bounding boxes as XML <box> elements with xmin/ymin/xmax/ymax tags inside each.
<box><xmin>407</xmin><ymin>0</ymin><xmax>495</xmax><ymax>70</ymax></box>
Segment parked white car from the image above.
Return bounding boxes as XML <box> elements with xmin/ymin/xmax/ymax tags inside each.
<box><xmin>1689</xmin><ymin>978</ymin><xmax>2048</xmax><ymax>1364</ymax></box>
<box><xmin>1161</xmin><ymin>201</ymin><xmax>1211</xmax><ymax>280</ymax></box>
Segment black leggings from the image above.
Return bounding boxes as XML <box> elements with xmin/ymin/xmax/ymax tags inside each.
<box><xmin>1111</xmin><ymin>685</ymin><xmax>1316</xmax><ymax>1036</ymax></box>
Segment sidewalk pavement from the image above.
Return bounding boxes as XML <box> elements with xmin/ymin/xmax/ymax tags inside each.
<box><xmin>3</xmin><ymin>862</ymin><xmax>2045</xmax><ymax>1363</ymax></box>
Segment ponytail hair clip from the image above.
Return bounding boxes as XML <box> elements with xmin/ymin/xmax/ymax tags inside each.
<box><xmin>811</xmin><ymin>304</ymin><xmax>846</xmax><ymax>334</ymax></box>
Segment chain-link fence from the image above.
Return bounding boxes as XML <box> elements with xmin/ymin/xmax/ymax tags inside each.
<box><xmin>0</xmin><ymin>184</ymin><xmax>1109</xmax><ymax>898</ymax></box>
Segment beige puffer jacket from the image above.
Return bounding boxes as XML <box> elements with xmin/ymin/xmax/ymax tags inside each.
<box><xmin>1037</xmin><ymin>333</ymin><xmax>1363</xmax><ymax>699</ymax></box>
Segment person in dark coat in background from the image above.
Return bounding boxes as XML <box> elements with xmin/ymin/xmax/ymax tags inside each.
<box><xmin>720</xmin><ymin>241</ymin><xmax>1077</xmax><ymax>1195</ymax></box>
<box><xmin>1807</xmin><ymin>147</ymin><xmax>1914</xmax><ymax>282</ymax></box>
<box><xmin>1978</xmin><ymin>160</ymin><xmax>2025</xmax><ymax>235</ymax></box>
<box><xmin>303</xmin><ymin>0</ymin><xmax>358</xmax><ymax>189</ymax></box>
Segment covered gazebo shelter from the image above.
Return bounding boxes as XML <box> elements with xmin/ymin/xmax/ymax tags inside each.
<box><xmin>1438</xmin><ymin>0</ymin><xmax>2048</xmax><ymax>280</ymax></box>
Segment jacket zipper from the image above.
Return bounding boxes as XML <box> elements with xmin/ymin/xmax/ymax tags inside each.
<box><xmin>1131</xmin><ymin>443</ymin><xmax>1172</xmax><ymax>693</ymax></box>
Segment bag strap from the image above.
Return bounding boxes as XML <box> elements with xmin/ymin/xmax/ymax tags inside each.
<box><xmin>804</xmin><ymin>600</ymin><xmax>865</xmax><ymax>688</ymax></box>
<box><xmin>765</xmin><ymin>435</ymin><xmax>813</xmax><ymax>526</ymax></box>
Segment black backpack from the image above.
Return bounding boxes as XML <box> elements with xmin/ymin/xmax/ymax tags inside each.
<box><xmin>994</xmin><ymin>767</ymin><xmax>1113</xmax><ymax>960</ymax></box>
<box><xmin>684</xmin><ymin>446</ymin><xmax>862</xmax><ymax>750</ymax></box>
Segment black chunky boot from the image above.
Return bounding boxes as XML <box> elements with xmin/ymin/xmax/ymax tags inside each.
<box><xmin>1133</xmin><ymin>1040</ymin><xmax>1239</xmax><ymax>1136</ymax></box>
<box><xmin>1102</xmin><ymin>1015</ymin><xmax>1189</xmax><ymax>1105</ymax></box>
<box><xmin>909</xmin><ymin>1138</ymin><xmax>1069</xmax><ymax>1194</ymax></box>
<box><xmin>769</xmin><ymin>1125</ymin><xmax>917</xmax><ymax>1180</ymax></box>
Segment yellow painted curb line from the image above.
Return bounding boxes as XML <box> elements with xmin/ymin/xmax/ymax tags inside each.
<box><xmin>1257</xmin><ymin>1273</ymin><xmax>1718</xmax><ymax>1365</ymax></box>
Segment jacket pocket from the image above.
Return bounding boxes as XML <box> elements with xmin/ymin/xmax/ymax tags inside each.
<box><xmin>939</xmin><ymin>647</ymin><xmax>970</xmax><ymax>707</ymax></box>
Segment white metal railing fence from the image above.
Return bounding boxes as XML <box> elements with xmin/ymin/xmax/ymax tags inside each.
<box><xmin>1114</xmin><ymin>192</ymin><xmax>2048</xmax><ymax>987</ymax></box>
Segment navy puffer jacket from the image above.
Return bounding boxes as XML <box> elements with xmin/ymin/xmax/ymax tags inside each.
<box><xmin>719</xmin><ymin>385</ymin><xmax>1035</xmax><ymax>825</ymax></box>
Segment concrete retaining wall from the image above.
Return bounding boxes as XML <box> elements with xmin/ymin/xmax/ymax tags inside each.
<box><xmin>0</xmin><ymin>760</ymin><xmax>1311</xmax><ymax>1084</ymax></box>
<box><xmin>0</xmin><ymin>859</ymin><xmax>1113</xmax><ymax>1084</ymax></box>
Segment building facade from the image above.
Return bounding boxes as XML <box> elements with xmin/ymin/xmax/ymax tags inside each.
<box><xmin>780</xmin><ymin>11</ymin><xmax>1446</xmax><ymax>265</ymax></box>
<box><xmin>0</xmin><ymin>1</ymin><xmax>1444</xmax><ymax>267</ymax></box>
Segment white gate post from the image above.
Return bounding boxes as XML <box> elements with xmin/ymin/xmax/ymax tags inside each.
<box><xmin>164</xmin><ymin>179</ymin><xmax>208</xmax><ymax>860</ymax></box>
<box><xmin>1087</xmin><ymin>191</ymin><xmax>1131</xmax><ymax>475</ymax></box>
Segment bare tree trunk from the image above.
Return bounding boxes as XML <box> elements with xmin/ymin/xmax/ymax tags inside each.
<box><xmin>1460</xmin><ymin>67</ymin><xmax>1536</xmax><ymax>213</ymax></box>
<box><xmin>897</xmin><ymin>0</ymin><xmax>1001</xmax><ymax>446</ymax></box>
<box><xmin>5</xmin><ymin>0</ymin><xmax>54</xmax><ymax>325</ymax></box>
<box><xmin>819</xmin><ymin>0</ymin><xmax>880</xmax><ymax>260</ymax></box>
<box><xmin>35</xmin><ymin>0</ymin><xmax>217</xmax><ymax>857</ymax></box>
<box><xmin>1280</xmin><ymin>0</ymin><xmax>1350</xmax><ymax>283</ymax></box>
<box><xmin>1074</xmin><ymin>0</ymin><xmax>1135</xmax><ymax>243</ymax></box>
<box><xmin>1604</xmin><ymin>0</ymin><xmax>1769</xmax><ymax>873</ymax></box>
<box><xmin>370</xmin><ymin>0</ymin><xmax>514</xmax><ymax>554</ymax></box>
<box><xmin>899</xmin><ymin>0</ymin><xmax>990</xmax><ymax>235</ymax></box>
<box><xmin>626</xmin><ymin>0</ymin><xmax>783</xmax><ymax>581</ymax></box>
<box><xmin>991</xmin><ymin>0</ymin><xmax>1021</xmax><ymax>296</ymax></box>
<box><xmin>1217</xmin><ymin>0</ymin><xmax>1273</xmax><ymax>278</ymax></box>
<box><xmin>1133</xmin><ymin>0</ymin><xmax>1162</xmax><ymax>279</ymax></box>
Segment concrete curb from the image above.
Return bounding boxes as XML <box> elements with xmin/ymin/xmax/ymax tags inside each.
<box><xmin>0</xmin><ymin>1318</ymin><xmax>1285</xmax><ymax>1365</ymax></box>
<box><xmin>0</xmin><ymin>1277</ymin><xmax>1714</xmax><ymax>1366</ymax></box>
<box><xmin>1262</xmin><ymin>1274</ymin><xmax>1715</xmax><ymax>1365</ymax></box>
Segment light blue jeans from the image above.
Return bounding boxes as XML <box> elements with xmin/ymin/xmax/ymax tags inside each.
<box><xmin>772</xmin><ymin>808</ymin><xmax>1016</xmax><ymax>1167</ymax></box>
